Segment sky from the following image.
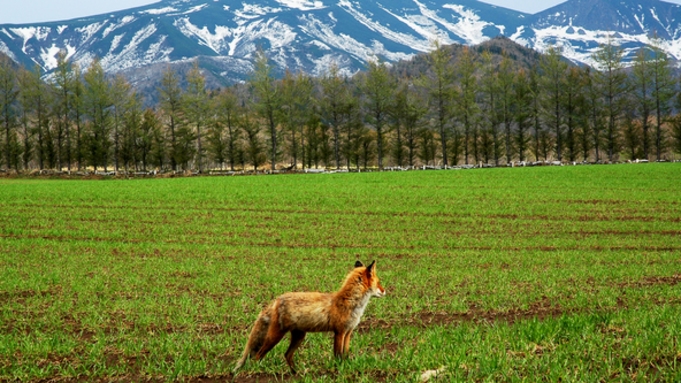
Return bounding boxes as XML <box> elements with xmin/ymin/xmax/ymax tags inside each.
<box><xmin>2</xmin><ymin>0</ymin><xmax>681</xmax><ymax>24</ymax></box>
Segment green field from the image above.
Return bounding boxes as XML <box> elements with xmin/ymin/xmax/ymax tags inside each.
<box><xmin>1</xmin><ymin>164</ymin><xmax>680</xmax><ymax>382</ymax></box>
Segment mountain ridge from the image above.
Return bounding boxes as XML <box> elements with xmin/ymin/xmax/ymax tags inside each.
<box><xmin>1</xmin><ymin>0</ymin><xmax>680</xmax><ymax>87</ymax></box>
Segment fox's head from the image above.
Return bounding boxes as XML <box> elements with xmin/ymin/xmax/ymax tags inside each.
<box><xmin>354</xmin><ymin>260</ymin><xmax>386</xmax><ymax>298</ymax></box>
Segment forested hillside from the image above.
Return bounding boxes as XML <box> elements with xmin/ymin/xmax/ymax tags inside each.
<box><xmin>1</xmin><ymin>37</ymin><xmax>680</xmax><ymax>175</ymax></box>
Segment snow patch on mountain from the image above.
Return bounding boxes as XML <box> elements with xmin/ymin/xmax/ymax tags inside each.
<box><xmin>382</xmin><ymin>10</ymin><xmax>454</xmax><ymax>45</ymax></box>
<box><xmin>509</xmin><ymin>26</ymin><xmax>529</xmax><ymax>46</ymax></box>
<box><xmin>0</xmin><ymin>40</ymin><xmax>17</xmax><ymax>61</ymax></box>
<box><xmin>408</xmin><ymin>1</ymin><xmax>489</xmax><ymax>45</ymax></box>
<box><xmin>442</xmin><ymin>4</ymin><xmax>496</xmax><ymax>44</ymax></box>
<box><xmin>308</xmin><ymin>39</ymin><xmax>331</xmax><ymax>50</ymax></box>
<box><xmin>276</xmin><ymin>0</ymin><xmax>325</xmax><ymax>11</ymax></box>
<box><xmin>339</xmin><ymin>0</ymin><xmax>432</xmax><ymax>52</ymax></box>
<box><xmin>75</xmin><ymin>22</ymin><xmax>106</xmax><ymax>44</ymax></box>
<box><xmin>174</xmin><ymin>17</ymin><xmax>231</xmax><ymax>54</ymax></box>
<box><xmin>10</xmin><ymin>26</ymin><xmax>52</xmax><ymax>54</ymax></box>
<box><xmin>102</xmin><ymin>16</ymin><xmax>136</xmax><ymax>38</ymax></box>
<box><xmin>299</xmin><ymin>13</ymin><xmax>411</xmax><ymax>62</ymax></box>
<box><xmin>308</xmin><ymin>52</ymin><xmax>354</xmax><ymax>76</ymax></box>
<box><xmin>100</xmin><ymin>23</ymin><xmax>161</xmax><ymax>72</ymax></box>
<box><xmin>110</xmin><ymin>34</ymin><xmax>127</xmax><ymax>53</ymax></box>
<box><xmin>530</xmin><ymin>23</ymin><xmax>681</xmax><ymax>67</ymax></box>
<box><xmin>40</xmin><ymin>44</ymin><xmax>63</xmax><ymax>70</ymax></box>
<box><xmin>180</xmin><ymin>4</ymin><xmax>210</xmax><ymax>15</ymax></box>
<box><xmin>248</xmin><ymin>18</ymin><xmax>297</xmax><ymax>50</ymax></box>
<box><xmin>140</xmin><ymin>7</ymin><xmax>178</xmax><ymax>15</ymax></box>
<box><xmin>234</xmin><ymin>4</ymin><xmax>283</xmax><ymax>19</ymax></box>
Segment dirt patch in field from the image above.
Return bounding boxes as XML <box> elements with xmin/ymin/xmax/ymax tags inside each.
<box><xmin>187</xmin><ymin>373</ymin><xmax>294</xmax><ymax>383</ymax></box>
<box><xmin>567</xmin><ymin>199</ymin><xmax>627</xmax><ymax>205</ymax></box>
<box><xmin>618</xmin><ymin>274</ymin><xmax>681</xmax><ymax>288</ymax></box>
<box><xmin>356</xmin><ymin>296</ymin><xmax>571</xmax><ymax>332</ymax></box>
<box><xmin>620</xmin><ymin>353</ymin><xmax>681</xmax><ymax>376</ymax></box>
<box><xmin>8</xmin><ymin>201</ymin><xmax>679</xmax><ymax>224</ymax></box>
<box><xmin>0</xmin><ymin>285</ymin><xmax>62</xmax><ymax>304</ymax></box>
<box><xmin>360</xmin><ymin>275</ymin><xmax>681</xmax><ymax>332</ymax></box>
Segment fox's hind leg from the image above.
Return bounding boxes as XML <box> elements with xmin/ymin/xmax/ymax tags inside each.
<box><xmin>254</xmin><ymin>320</ymin><xmax>286</xmax><ymax>362</ymax></box>
<box><xmin>233</xmin><ymin>309</ymin><xmax>271</xmax><ymax>373</ymax></box>
<box><xmin>284</xmin><ymin>330</ymin><xmax>306</xmax><ymax>374</ymax></box>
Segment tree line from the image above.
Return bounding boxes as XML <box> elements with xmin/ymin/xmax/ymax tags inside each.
<box><xmin>2</xmin><ymin>39</ymin><xmax>681</xmax><ymax>174</ymax></box>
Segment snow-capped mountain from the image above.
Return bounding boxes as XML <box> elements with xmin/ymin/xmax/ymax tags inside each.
<box><xmin>0</xmin><ymin>0</ymin><xmax>525</xmax><ymax>83</ymax></box>
<box><xmin>0</xmin><ymin>0</ymin><xmax>680</xmax><ymax>86</ymax></box>
<box><xmin>527</xmin><ymin>0</ymin><xmax>681</xmax><ymax>67</ymax></box>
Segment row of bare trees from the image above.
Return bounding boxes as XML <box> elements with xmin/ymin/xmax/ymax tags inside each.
<box><xmin>2</xmin><ymin>40</ymin><xmax>681</xmax><ymax>173</ymax></box>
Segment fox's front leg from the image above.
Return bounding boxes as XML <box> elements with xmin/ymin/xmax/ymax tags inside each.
<box><xmin>333</xmin><ymin>331</ymin><xmax>346</xmax><ymax>358</ymax></box>
<box><xmin>342</xmin><ymin>330</ymin><xmax>353</xmax><ymax>355</ymax></box>
<box><xmin>333</xmin><ymin>330</ymin><xmax>352</xmax><ymax>359</ymax></box>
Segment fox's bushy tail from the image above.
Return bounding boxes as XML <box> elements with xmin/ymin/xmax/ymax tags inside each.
<box><xmin>233</xmin><ymin>306</ymin><xmax>272</xmax><ymax>372</ymax></box>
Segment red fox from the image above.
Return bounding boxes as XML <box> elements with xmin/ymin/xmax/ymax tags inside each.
<box><xmin>233</xmin><ymin>260</ymin><xmax>386</xmax><ymax>374</ymax></box>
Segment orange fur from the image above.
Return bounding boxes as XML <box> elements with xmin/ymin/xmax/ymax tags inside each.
<box><xmin>233</xmin><ymin>260</ymin><xmax>385</xmax><ymax>374</ymax></box>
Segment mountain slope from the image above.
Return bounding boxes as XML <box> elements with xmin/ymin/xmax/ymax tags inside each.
<box><xmin>0</xmin><ymin>0</ymin><xmax>680</xmax><ymax>87</ymax></box>
<box><xmin>0</xmin><ymin>0</ymin><xmax>527</xmax><ymax>81</ymax></box>
<box><xmin>526</xmin><ymin>0</ymin><xmax>681</xmax><ymax>66</ymax></box>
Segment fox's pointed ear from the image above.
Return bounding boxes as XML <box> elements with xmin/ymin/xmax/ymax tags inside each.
<box><xmin>354</xmin><ymin>260</ymin><xmax>364</xmax><ymax>268</ymax></box>
<box><xmin>366</xmin><ymin>260</ymin><xmax>376</xmax><ymax>274</ymax></box>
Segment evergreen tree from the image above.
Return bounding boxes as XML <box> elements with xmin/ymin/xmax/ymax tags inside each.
<box><xmin>83</xmin><ymin>58</ymin><xmax>112</xmax><ymax>171</ymax></box>
<box><xmin>572</xmin><ymin>68</ymin><xmax>592</xmax><ymax>163</ymax></box>
<box><xmin>146</xmin><ymin>110</ymin><xmax>166</xmax><ymax>171</ymax></box>
<box><xmin>136</xmin><ymin>108</ymin><xmax>157</xmax><ymax>172</ymax></box>
<box><xmin>453</xmin><ymin>46</ymin><xmax>479</xmax><ymax>165</ymax></box>
<box><xmin>52</xmin><ymin>51</ymin><xmax>73</xmax><ymax>170</ymax></box>
<box><xmin>183</xmin><ymin>61</ymin><xmax>209</xmax><ymax>172</ymax></box>
<box><xmin>342</xmin><ymin>102</ymin><xmax>362</xmax><ymax>170</ymax></box>
<box><xmin>593</xmin><ymin>39</ymin><xmax>628</xmax><ymax>162</ymax></box>
<box><xmin>215</xmin><ymin>86</ymin><xmax>241</xmax><ymax>171</ymax></box>
<box><xmin>119</xmin><ymin>89</ymin><xmax>143</xmax><ymax>172</ymax></box>
<box><xmin>357</xmin><ymin>128</ymin><xmax>376</xmax><ymax>170</ymax></box>
<box><xmin>418</xmin><ymin>127</ymin><xmax>437</xmax><ymax>166</ymax></box>
<box><xmin>673</xmin><ymin>103</ymin><xmax>681</xmax><ymax>158</ymax></box>
<box><xmin>539</xmin><ymin>47</ymin><xmax>567</xmax><ymax>161</ymax></box>
<box><xmin>583</xmin><ymin>67</ymin><xmax>605</xmax><ymax>162</ymax></box>
<box><xmin>513</xmin><ymin>69</ymin><xmax>532</xmax><ymax>162</ymax></box>
<box><xmin>479</xmin><ymin>51</ymin><xmax>502</xmax><ymax>165</ymax></box>
<box><xmin>404</xmin><ymin>87</ymin><xmax>427</xmax><ymax>167</ymax></box>
<box><xmin>279</xmin><ymin>71</ymin><xmax>313</xmax><ymax>169</ymax></box>
<box><xmin>17</xmin><ymin>66</ymin><xmax>43</xmax><ymax>170</ymax></box>
<box><xmin>631</xmin><ymin>47</ymin><xmax>654</xmax><ymax>160</ymax></box>
<box><xmin>563</xmin><ymin>67</ymin><xmax>586</xmax><ymax>162</ymax></box>
<box><xmin>622</xmin><ymin>102</ymin><xmax>641</xmax><ymax>160</ymax></box>
<box><xmin>649</xmin><ymin>38</ymin><xmax>676</xmax><ymax>161</ymax></box>
<box><xmin>361</xmin><ymin>59</ymin><xmax>395</xmax><ymax>170</ymax></box>
<box><xmin>251</xmin><ymin>50</ymin><xmax>280</xmax><ymax>171</ymax></box>
<box><xmin>497</xmin><ymin>54</ymin><xmax>515</xmax><ymax>164</ymax></box>
<box><xmin>390</xmin><ymin>85</ymin><xmax>407</xmax><ymax>167</ymax></box>
<box><xmin>320</xmin><ymin>64</ymin><xmax>353</xmax><ymax>169</ymax></box>
<box><xmin>0</xmin><ymin>57</ymin><xmax>19</xmax><ymax>170</ymax></box>
<box><xmin>421</xmin><ymin>41</ymin><xmax>454</xmax><ymax>166</ymax></box>
<box><xmin>158</xmin><ymin>67</ymin><xmax>183</xmax><ymax>171</ymax></box>
<box><xmin>70</xmin><ymin>64</ymin><xmax>85</xmax><ymax>170</ymax></box>
<box><xmin>110</xmin><ymin>74</ymin><xmax>132</xmax><ymax>173</ymax></box>
<box><xmin>241</xmin><ymin>112</ymin><xmax>265</xmax><ymax>171</ymax></box>
<box><xmin>529</xmin><ymin>65</ymin><xmax>543</xmax><ymax>162</ymax></box>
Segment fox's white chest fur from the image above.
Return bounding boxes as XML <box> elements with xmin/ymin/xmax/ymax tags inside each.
<box><xmin>348</xmin><ymin>293</ymin><xmax>372</xmax><ymax>330</ymax></box>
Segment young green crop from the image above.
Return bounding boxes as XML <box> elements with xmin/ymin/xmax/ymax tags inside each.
<box><xmin>0</xmin><ymin>163</ymin><xmax>680</xmax><ymax>381</ymax></box>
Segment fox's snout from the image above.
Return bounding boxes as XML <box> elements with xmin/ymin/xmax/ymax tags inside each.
<box><xmin>374</xmin><ymin>284</ymin><xmax>386</xmax><ymax>298</ymax></box>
